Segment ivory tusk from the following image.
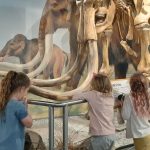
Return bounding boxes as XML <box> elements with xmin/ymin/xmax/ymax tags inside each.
<box><xmin>0</xmin><ymin>34</ymin><xmax>53</xmax><ymax>79</ymax></box>
<box><xmin>32</xmin><ymin>52</ymin><xmax>80</xmax><ymax>87</ymax></box>
<box><xmin>27</xmin><ymin>34</ymin><xmax>53</xmax><ymax>78</ymax></box>
<box><xmin>30</xmin><ymin>40</ymin><xmax>99</xmax><ymax>100</ymax></box>
<box><xmin>0</xmin><ymin>50</ymin><xmax>41</xmax><ymax>71</ymax></box>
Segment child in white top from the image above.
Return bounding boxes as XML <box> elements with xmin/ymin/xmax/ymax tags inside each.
<box><xmin>121</xmin><ymin>73</ymin><xmax>150</xmax><ymax>150</ymax></box>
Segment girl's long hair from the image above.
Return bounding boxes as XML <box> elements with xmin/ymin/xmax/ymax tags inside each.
<box><xmin>0</xmin><ymin>71</ymin><xmax>30</xmax><ymax>114</ymax></box>
<box><xmin>91</xmin><ymin>73</ymin><xmax>112</xmax><ymax>93</ymax></box>
<box><xmin>130</xmin><ymin>73</ymin><xmax>150</xmax><ymax>117</ymax></box>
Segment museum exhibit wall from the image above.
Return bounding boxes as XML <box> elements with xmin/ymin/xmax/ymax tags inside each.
<box><xmin>0</xmin><ymin>0</ymin><xmax>71</xmax><ymax>118</ymax></box>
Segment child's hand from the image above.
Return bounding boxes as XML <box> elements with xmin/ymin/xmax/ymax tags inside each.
<box><xmin>114</xmin><ymin>100</ymin><xmax>123</xmax><ymax>109</ymax></box>
<box><xmin>22</xmin><ymin>97</ymin><xmax>28</xmax><ymax>109</ymax></box>
<box><xmin>118</xmin><ymin>100</ymin><xmax>123</xmax><ymax>108</ymax></box>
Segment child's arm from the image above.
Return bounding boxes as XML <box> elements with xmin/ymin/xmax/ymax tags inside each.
<box><xmin>72</xmin><ymin>91</ymin><xmax>91</xmax><ymax>101</ymax></box>
<box><xmin>114</xmin><ymin>94</ymin><xmax>125</xmax><ymax>109</ymax></box>
<box><xmin>21</xmin><ymin>115</ymin><xmax>32</xmax><ymax>128</ymax></box>
<box><xmin>121</xmin><ymin>95</ymin><xmax>131</xmax><ymax>120</ymax></box>
<box><xmin>16</xmin><ymin>100</ymin><xmax>33</xmax><ymax>128</ymax></box>
<box><xmin>21</xmin><ymin>99</ymin><xmax>32</xmax><ymax>128</ymax></box>
<box><xmin>114</xmin><ymin>100</ymin><xmax>123</xmax><ymax>109</ymax></box>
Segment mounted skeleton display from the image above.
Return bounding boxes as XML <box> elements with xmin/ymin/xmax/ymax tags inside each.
<box><xmin>0</xmin><ymin>0</ymin><xmax>149</xmax><ymax>100</ymax></box>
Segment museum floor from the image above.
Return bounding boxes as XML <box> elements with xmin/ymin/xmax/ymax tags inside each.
<box><xmin>29</xmin><ymin>112</ymin><xmax>134</xmax><ymax>150</ymax></box>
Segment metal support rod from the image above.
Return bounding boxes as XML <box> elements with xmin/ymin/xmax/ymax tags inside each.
<box><xmin>63</xmin><ymin>105</ymin><xmax>69</xmax><ymax>150</ymax></box>
<box><xmin>49</xmin><ymin>106</ymin><xmax>54</xmax><ymax>150</ymax></box>
<box><xmin>28</xmin><ymin>99</ymin><xmax>87</xmax><ymax>150</ymax></box>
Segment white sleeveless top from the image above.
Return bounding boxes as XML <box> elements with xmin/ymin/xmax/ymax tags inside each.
<box><xmin>122</xmin><ymin>94</ymin><xmax>150</xmax><ymax>138</ymax></box>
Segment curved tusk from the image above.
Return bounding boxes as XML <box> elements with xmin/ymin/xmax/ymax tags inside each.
<box><xmin>0</xmin><ymin>50</ymin><xmax>41</xmax><ymax>71</ymax></box>
<box><xmin>32</xmin><ymin>44</ymin><xmax>85</xmax><ymax>87</ymax></box>
<box><xmin>30</xmin><ymin>40</ymin><xmax>99</xmax><ymax>100</ymax></box>
<box><xmin>0</xmin><ymin>34</ymin><xmax>53</xmax><ymax>78</ymax></box>
<box><xmin>32</xmin><ymin>51</ymin><xmax>80</xmax><ymax>87</ymax></box>
<box><xmin>0</xmin><ymin>47</ymin><xmax>81</xmax><ymax>88</ymax></box>
<box><xmin>27</xmin><ymin>34</ymin><xmax>53</xmax><ymax>78</ymax></box>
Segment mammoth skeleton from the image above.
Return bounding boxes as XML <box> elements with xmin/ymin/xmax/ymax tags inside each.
<box><xmin>114</xmin><ymin>0</ymin><xmax>150</xmax><ymax>75</ymax></box>
<box><xmin>0</xmin><ymin>0</ymin><xmax>150</xmax><ymax>100</ymax></box>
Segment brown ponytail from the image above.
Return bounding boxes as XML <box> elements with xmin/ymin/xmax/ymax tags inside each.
<box><xmin>0</xmin><ymin>71</ymin><xmax>30</xmax><ymax>113</ymax></box>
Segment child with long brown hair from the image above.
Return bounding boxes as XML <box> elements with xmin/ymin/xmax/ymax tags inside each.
<box><xmin>72</xmin><ymin>73</ymin><xmax>115</xmax><ymax>150</ymax></box>
<box><xmin>0</xmin><ymin>71</ymin><xmax>32</xmax><ymax>150</ymax></box>
<box><xmin>121</xmin><ymin>73</ymin><xmax>150</xmax><ymax>150</ymax></box>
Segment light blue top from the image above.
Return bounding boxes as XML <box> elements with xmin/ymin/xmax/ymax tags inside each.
<box><xmin>0</xmin><ymin>100</ymin><xmax>28</xmax><ymax>150</ymax></box>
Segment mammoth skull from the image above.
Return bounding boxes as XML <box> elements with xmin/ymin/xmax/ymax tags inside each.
<box><xmin>76</xmin><ymin>0</ymin><xmax>116</xmax><ymax>37</ymax></box>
